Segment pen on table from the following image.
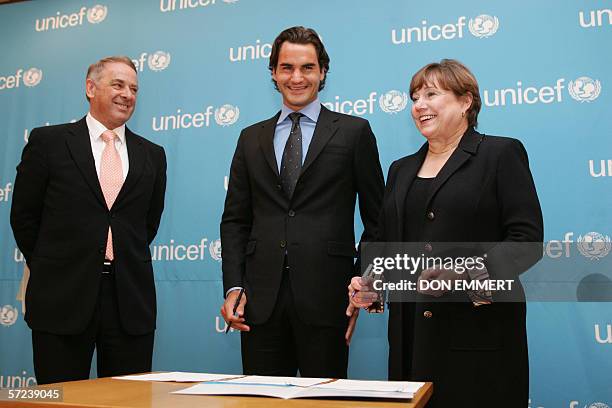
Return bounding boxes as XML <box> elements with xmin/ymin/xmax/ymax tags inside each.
<box><xmin>225</xmin><ymin>288</ymin><xmax>245</xmax><ymax>333</ymax></box>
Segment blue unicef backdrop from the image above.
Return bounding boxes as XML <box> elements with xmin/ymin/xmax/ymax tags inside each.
<box><xmin>0</xmin><ymin>1</ymin><xmax>611</xmax><ymax>406</ymax></box>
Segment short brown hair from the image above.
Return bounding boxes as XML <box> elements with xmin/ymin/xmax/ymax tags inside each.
<box><xmin>86</xmin><ymin>56</ymin><xmax>137</xmax><ymax>101</ymax></box>
<box><xmin>268</xmin><ymin>26</ymin><xmax>330</xmax><ymax>91</ymax></box>
<box><xmin>409</xmin><ymin>59</ymin><xmax>481</xmax><ymax>128</ymax></box>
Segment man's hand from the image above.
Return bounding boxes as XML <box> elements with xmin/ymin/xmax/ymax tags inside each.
<box><xmin>417</xmin><ymin>267</ymin><xmax>466</xmax><ymax>297</ymax></box>
<box><xmin>220</xmin><ymin>290</ymin><xmax>250</xmax><ymax>332</ymax></box>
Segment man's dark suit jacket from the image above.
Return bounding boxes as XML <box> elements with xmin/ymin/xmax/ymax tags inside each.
<box><xmin>221</xmin><ymin>105</ymin><xmax>384</xmax><ymax>328</ymax></box>
<box><xmin>10</xmin><ymin>117</ymin><xmax>166</xmax><ymax>336</ymax></box>
<box><xmin>381</xmin><ymin>128</ymin><xmax>543</xmax><ymax>407</ymax></box>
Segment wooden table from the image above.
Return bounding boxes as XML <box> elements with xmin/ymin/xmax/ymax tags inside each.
<box><xmin>0</xmin><ymin>377</ymin><xmax>432</xmax><ymax>408</ymax></box>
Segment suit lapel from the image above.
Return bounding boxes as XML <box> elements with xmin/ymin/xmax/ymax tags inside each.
<box><xmin>113</xmin><ymin>127</ymin><xmax>145</xmax><ymax>209</ymax></box>
<box><xmin>257</xmin><ymin>112</ymin><xmax>281</xmax><ymax>179</ymax></box>
<box><xmin>424</xmin><ymin>128</ymin><xmax>483</xmax><ymax>209</ymax></box>
<box><xmin>301</xmin><ymin>106</ymin><xmax>339</xmax><ymax>175</ymax></box>
<box><xmin>65</xmin><ymin>118</ymin><xmax>106</xmax><ymax>207</ymax></box>
<box><xmin>257</xmin><ymin>106</ymin><xmax>338</xmax><ymax>179</ymax></box>
<box><xmin>393</xmin><ymin>144</ymin><xmax>427</xmax><ymax>238</ymax></box>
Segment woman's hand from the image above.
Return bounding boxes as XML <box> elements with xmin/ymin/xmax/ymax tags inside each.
<box><xmin>417</xmin><ymin>267</ymin><xmax>467</xmax><ymax>297</ymax></box>
<box><xmin>346</xmin><ymin>276</ymin><xmax>378</xmax><ymax>311</ymax></box>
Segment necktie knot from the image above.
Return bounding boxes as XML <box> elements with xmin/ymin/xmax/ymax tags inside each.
<box><xmin>288</xmin><ymin>112</ymin><xmax>303</xmax><ymax>125</ymax></box>
<box><xmin>101</xmin><ymin>130</ymin><xmax>117</xmax><ymax>144</ymax></box>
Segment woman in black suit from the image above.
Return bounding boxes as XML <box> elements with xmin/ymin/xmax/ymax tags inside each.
<box><xmin>348</xmin><ymin>59</ymin><xmax>543</xmax><ymax>407</ymax></box>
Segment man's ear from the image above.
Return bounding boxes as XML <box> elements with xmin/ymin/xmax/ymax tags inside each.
<box><xmin>85</xmin><ymin>78</ymin><xmax>96</xmax><ymax>100</ymax></box>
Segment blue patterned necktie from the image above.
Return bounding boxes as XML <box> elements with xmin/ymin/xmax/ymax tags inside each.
<box><xmin>280</xmin><ymin>112</ymin><xmax>303</xmax><ymax>199</ymax></box>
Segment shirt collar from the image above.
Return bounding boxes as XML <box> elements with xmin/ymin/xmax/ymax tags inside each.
<box><xmin>86</xmin><ymin>112</ymin><xmax>126</xmax><ymax>144</ymax></box>
<box><xmin>277</xmin><ymin>99</ymin><xmax>321</xmax><ymax>124</ymax></box>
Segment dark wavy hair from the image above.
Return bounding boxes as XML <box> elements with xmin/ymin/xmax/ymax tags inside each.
<box><xmin>268</xmin><ymin>26</ymin><xmax>330</xmax><ymax>91</ymax></box>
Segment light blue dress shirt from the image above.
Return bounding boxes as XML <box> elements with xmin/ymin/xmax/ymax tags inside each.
<box><xmin>273</xmin><ymin>99</ymin><xmax>321</xmax><ymax>172</ymax></box>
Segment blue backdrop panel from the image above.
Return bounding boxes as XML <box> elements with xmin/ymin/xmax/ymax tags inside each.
<box><xmin>1</xmin><ymin>1</ymin><xmax>610</xmax><ymax>406</ymax></box>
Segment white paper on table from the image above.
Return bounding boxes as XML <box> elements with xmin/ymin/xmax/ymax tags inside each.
<box><xmin>113</xmin><ymin>372</ymin><xmax>240</xmax><ymax>382</ymax></box>
<box><xmin>173</xmin><ymin>383</ymin><xmax>304</xmax><ymax>399</ymax></box>
<box><xmin>223</xmin><ymin>375</ymin><xmax>330</xmax><ymax>387</ymax></box>
<box><xmin>290</xmin><ymin>387</ymin><xmax>415</xmax><ymax>400</ymax></box>
<box><xmin>314</xmin><ymin>379</ymin><xmax>424</xmax><ymax>393</ymax></box>
<box><xmin>173</xmin><ymin>382</ymin><xmax>415</xmax><ymax>400</ymax></box>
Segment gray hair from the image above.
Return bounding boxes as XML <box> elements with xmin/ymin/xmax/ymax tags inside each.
<box><xmin>85</xmin><ymin>56</ymin><xmax>137</xmax><ymax>101</ymax></box>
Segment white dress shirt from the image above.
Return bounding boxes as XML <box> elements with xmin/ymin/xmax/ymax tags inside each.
<box><xmin>86</xmin><ymin>112</ymin><xmax>129</xmax><ymax>180</ymax></box>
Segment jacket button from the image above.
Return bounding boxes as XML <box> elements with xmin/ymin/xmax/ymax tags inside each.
<box><xmin>280</xmin><ymin>240</ymin><xmax>286</xmax><ymax>248</ymax></box>
<box><xmin>426</xmin><ymin>211</ymin><xmax>435</xmax><ymax>220</ymax></box>
<box><xmin>288</xmin><ymin>210</ymin><xmax>295</xmax><ymax>217</ymax></box>
<box><xmin>276</xmin><ymin>184</ymin><xmax>282</xmax><ymax>190</ymax></box>
<box><xmin>110</xmin><ymin>212</ymin><xmax>116</xmax><ymax>218</ymax></box>
<box><xmin>98</xmin><ymin>247</ymin><xmax>105</xmax><ymax>254</ymax></box>
<box><xmin>424</xmin><ymin>243</ymin><xmax>433</xmax><ymax>252</ymax></box>
<box><xmin>423</xmin><ymin>310</ymin><xmax>433</xmax><ymax>318</ymax></box>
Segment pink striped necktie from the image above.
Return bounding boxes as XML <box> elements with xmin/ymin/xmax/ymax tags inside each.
<box><xmin>100</xmin><ymin>130</ymin><xmax>124</xmax><ymax>261</ymax></box>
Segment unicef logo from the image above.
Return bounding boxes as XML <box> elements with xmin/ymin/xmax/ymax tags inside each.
<box><xmin>209</xmin><ymin>239</ymin><xmax>222</xmax><ymax>261</ymax></box>
<box><xmin>0</xmin><ymin>305</ymin><xmax>18</xmax><ymax>326</ymax></box>
<box><xmin>379</xmin><ymin>90</ymin><xmax>408</xmax><ymax>114</ymax></box>
<box><xmin>585</xmin><ymin>403</ymin><xmax>610</xmax><ymax>408</ymax></box>
<box><xmin>569</xmin><ymin>76</ymin><xmax>602</xmax><ymax>102</ymax></box>
<box><xmin>87</xmin><ymin>5</ymin><xmax>108</xmax><ymax>24</ymax></box>
<box><xmin>468</xmin><ymin>14</ymin><xmax>499</xmax><ymax>38</ymax></box>
<box><xmin>147</xmin><ymin>51</ymin><xmax>171</xmax><ymax>72</ymax></box>
<box><xmin>215</xmin><ymin>104</ymin><xmax>240</xmax><ymax>126</ymax></box>
<box><xmin>23</xmin><ymin>68</ymin><xmax>43</xmax><ymax>87</ymax></box>
<box><xmin>577</xmin><ymin>232</ymin><xmax>611</xmax><ymax>260</ymax></box>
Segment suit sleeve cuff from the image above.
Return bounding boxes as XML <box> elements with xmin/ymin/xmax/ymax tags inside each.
<box><xmin>225</xmin><ymin>287</ymin><xmax>244</xmax><ymax>298</ymax></box>
<box><xmin>466</xmin><ymin>265</ymin><xmax>493</xmax><ymax>306</ymax></box>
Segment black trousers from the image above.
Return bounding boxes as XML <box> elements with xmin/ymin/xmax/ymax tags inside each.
<box><xmin>241</xmin><ymin>265</ymin><xmax>349</xmax><ymax>378</ymax></box>
<box><xmin>31</xmin><ymin>273</ymin><xmax>154</xmax><ymax>385</ymax></box>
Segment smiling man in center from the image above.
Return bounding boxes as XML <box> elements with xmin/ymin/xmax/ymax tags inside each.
<box><xmin>220</xmin><ymin>26</ymin><xmax>384</xmax><ymax>377</ymax></box>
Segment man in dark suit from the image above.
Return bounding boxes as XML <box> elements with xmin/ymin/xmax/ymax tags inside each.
<box><xmin>220</xmin><ymin>26</ymin><xmax>384</xmax><ymax>378</ymax></box>
<box><xmin>10</xmin><ymin>56</ymin><xmax>166</xmax><ymax>384</ymax></box>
